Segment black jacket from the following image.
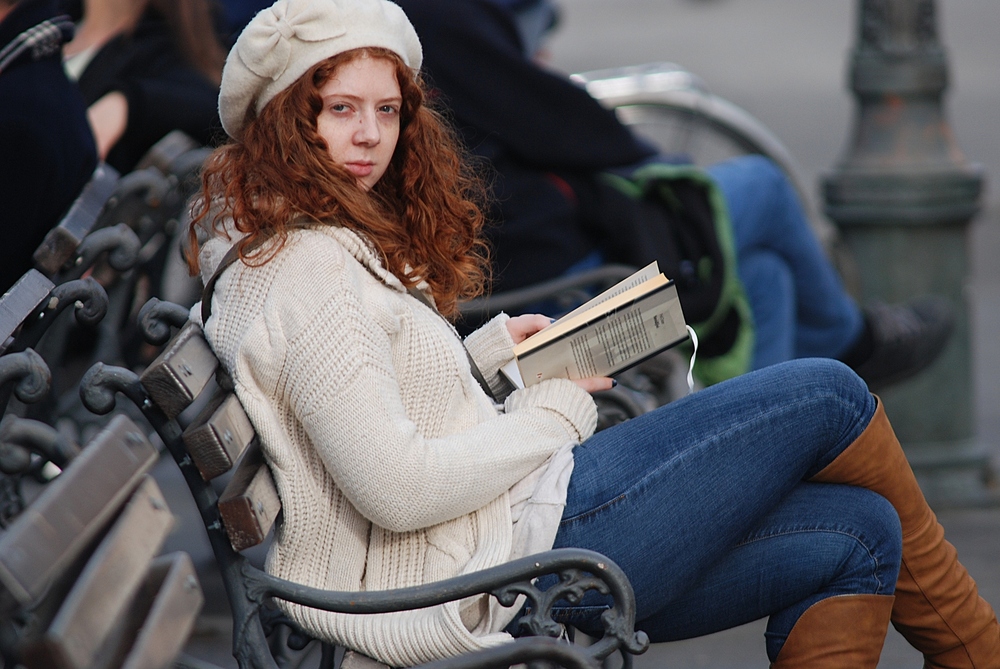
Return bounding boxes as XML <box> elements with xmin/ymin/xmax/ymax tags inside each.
<box><xmin>72</xmin><ymin>6</ymin><xmax>223</xmax><ymax>173</ymax></box>
<box><xmin>395</xmin><ymin>0</ymin><xmax>658</xmax><ymax>292</ymax></box>
<box><xmin>0</xmin><ymin>0</ymin><xmax>97</xmax><ymax>293</ymax></box>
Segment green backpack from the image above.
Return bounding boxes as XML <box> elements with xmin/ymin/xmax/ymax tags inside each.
<box><xmin>598</xmin><ymin>163</ymin><xmax>754</xmax><ymax>386</ymax></box>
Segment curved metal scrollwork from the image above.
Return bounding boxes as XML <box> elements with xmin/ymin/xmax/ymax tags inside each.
<box><xmin>79</xmin><ymin>362</ymin><xmax>145</xmax><ymax>415</ymax></box>
<box><xmin>137</xmin><ymin>297</ymin><xmax>191</xmax><ymax>346</ymax></box>
<box><xmin>241</xmin><ymin>548</ymin><xmax>649</xmax><ymax>663</ymax></box>
<box><xmin>73</xmin><ymin>223</ymin><xmax>142</xmax><ymax>273</ymax></box>
<box><xmin>167</xmin><ymin>146</ymin><xmax>213</xmax><ymax>188</ymax></box>
<box><xmin>3</xmin><ymin>279</ymin><xmax>109</xmax><ymax>359</ymax></box>
<box><xmin>0</xmin><ymin>416</ymin><xmax>79</xmax><ymax>474</ymax></box>
<box><xmin>110</xmin><ymin>166</ymin><xmax>173</xmax><ymax>210</ymax></box>
<box><xmin>0</xmin><ymin>349</ymin><xmax>51</xmax><ymax>404</ymax></box>
<box><xmin>49</xmin><ymin>277</ymin><xmax>110</xmax><ymax>327</ymax></box>
<box><xmin>0</xmin><ymin>416</ymin><xmax>81</xmax><ymax>525</ymax></box>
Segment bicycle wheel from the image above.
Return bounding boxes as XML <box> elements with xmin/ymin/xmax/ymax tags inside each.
<box><xmin>571</xmin><ymin>62</ymin><xmax>843</xmax><ymax>256</ymax></box>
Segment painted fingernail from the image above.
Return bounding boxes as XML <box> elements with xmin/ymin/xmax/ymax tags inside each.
<box><xmin>611</xmin><ymin>379</ymin><xmax>618</xmax><ymax>388</ymax></box>
<box><xmin>549</xmin><ymin>318</ymin><xmax>556</xmax><ymax>323</ymax></box>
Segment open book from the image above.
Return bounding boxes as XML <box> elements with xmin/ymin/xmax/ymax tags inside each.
<box><xmin>501</xmin><ymin>262</ymin><xmax>690</xmax><ymax>389</ymax></box>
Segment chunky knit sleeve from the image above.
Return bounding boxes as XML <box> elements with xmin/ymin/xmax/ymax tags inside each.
<box><xmin>462</xmin><ymin>313</ymin><xmax>518</xmax><ymax>399</ymax></box>
<box><xmin>251</xmin><ymin>238</ymin><xmax>597</xmax><ymax>534</ymax></box>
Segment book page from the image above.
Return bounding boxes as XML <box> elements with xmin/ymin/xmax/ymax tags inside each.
<box><xmin>515</xmin><ymin>282</ymin><xmax>689</xmax><ymax>386</ymax></box>
<box><xmin>500</xmin><ymin>359</ymin><xmax>524</xmax><ymax>389</ymax></box>
<box><xmin>556</xmin><ymin>261</ymin><xmax>660</xmax><ymax>322</ymax></box>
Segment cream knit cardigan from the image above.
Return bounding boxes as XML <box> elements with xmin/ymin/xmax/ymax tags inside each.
<box><xmin>195</xmin><ymin>224</ymin><xmax>598</xmax><ymax>666</ymax></box>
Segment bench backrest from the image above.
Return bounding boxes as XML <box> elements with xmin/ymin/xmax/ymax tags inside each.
<box><xmin>0</xmin><ymin>271</ymin><xmax>55</xmax><ymax>353</ymax></box>
<box><xmin>33</xmin><ymin>163</ymin><xmax>120</xmax><ymax>277</ymax></box>
<box><xmin>0</xmin><ymin>414</ymin><xmax>203</xmax><ymax>669</ymax></box>
<box><xmin>139</xmin><ymin>320</ymin><xmax>280</xmax><ymax>552</ymax></box>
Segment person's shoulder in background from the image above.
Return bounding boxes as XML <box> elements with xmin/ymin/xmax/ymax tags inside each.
<box><xmin>0</xmin><ymin>0</ymin><xmax>97</xmax><ymax>293</ymax></box>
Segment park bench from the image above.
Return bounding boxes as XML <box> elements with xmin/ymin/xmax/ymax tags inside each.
<box><xmin>15</xmin><ymin>132</ymin><xmax>205</xmax><ymax>447</ymax></box>
<box><xmin>0</xmin><ymin>265</ymin><xmax>111</xmax><ymax>435</ymax></box>
<box><xmin>76</xmin><ymin>296</ymin><xmax>650</xmax><ymax>669</ymax></box>
<box><xmin>0</xmin><ymin>244</ymin><xmax>118</xmax><ymax>523</ymax></box>
<box><xmin>0</xmin><ymin>263</ymin><xmax>205</xmax><ymax>669</ymax></box>
<box><xmin>0</xmin><ymin>412</ymin><xmax>204</xmax><ymax>669</ymax></box>
<box><xmin>32</xmin><ymin>162</ymin><xmax>121</xmax><ymax>278</ymax></box>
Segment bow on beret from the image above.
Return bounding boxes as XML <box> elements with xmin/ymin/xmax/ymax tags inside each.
<box><xmin>237</xmin><ymin>1</ymin><xmax>347</xmax><ymax>80</ymax></box>
<box><xmin>219</xmin><ymin>0</ymin><xmax>422</xmax><ymax>138</ymax></box>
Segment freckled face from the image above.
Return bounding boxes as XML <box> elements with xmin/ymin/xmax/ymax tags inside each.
<box><xmin>316</xmin><ymin>57</ymin><xmax>402</xmax><ymax>191</ymax></box>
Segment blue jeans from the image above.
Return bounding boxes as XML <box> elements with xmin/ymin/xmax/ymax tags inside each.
<box><xmin>706</xmin><ymin>156</ymin><xmax>864</xmax><ymax>370</ymax></box>
<box><xmin>550</xmin><ymin>358</ymin><xmax>902</xmax><ymax>661</ymax></box>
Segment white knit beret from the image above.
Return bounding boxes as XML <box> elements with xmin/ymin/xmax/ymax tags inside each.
<box><xmin>219</xmin><ymin>0</ymin><xmax>423</xmax><ymax>139</ymax></box>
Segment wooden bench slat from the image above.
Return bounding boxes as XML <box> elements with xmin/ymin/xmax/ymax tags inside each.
<box><xmin>25</xmin><ymin>476</ymin><xmax>176</xmax><ymax>669</ymax></box>
<box><xmin>32</xmin><ymin>163</ymin><xmax>120</xmax><ymax>275</ymax></box>
<box><xmin>218</xmin><ymin>439</ymin><xmax>281</xmax><ymax>552</ymax></box>
<box><xmin>64</xmin><ymin>552</ymin><xmax>203</xmax><ymax>669</ymax></box>
<box><xmin>135</xmin><ymin>130</ymin><xmax>201</xmax><ymax>176</ymax></box>
<box><xmin>0</xmin><ymin>415</ymin><xmax>159</xmax><ymax>608</ymax></box>
<box><xmin>0</xmin><ymin>270</ymin><xmax>55</xmax><ymax>348</ymax></box>
<box><xmin>119</xmin><ymin>552</ymin><xmax>203</xmax><ymax>669</ymax></box>
<box><xmin>139</xmin><ymin>322</ymin><xmax>218</xmax><ymax>419</ymax></box>
<box><xmin>182</xmin><ymin>390</ymin><xmax>256</xmax><ymax>480</ymax></box>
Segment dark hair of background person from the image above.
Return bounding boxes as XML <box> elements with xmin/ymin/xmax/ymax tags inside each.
<box><xmin>61</xmin><ymin>0</ymin><xmax>226</xmax><ymax>82</ymax></box>
<box><xmin>151</xmin><ymin>0</ymin><xmax>227</xmax><ymax>85</ymax></box>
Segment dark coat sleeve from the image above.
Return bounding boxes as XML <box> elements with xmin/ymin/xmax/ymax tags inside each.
<box><xmin>397</xmin><ymin>0</ymin><xmax>656</xmax><ymax>171</ymax></box>
<box><xmin>75</xmin><ymin>11</ymin><xmax>223</xmax><ymax>172</ymax></box>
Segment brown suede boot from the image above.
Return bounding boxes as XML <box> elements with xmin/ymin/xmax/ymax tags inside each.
<box><xmin>810</xmin><ymin>398</ymin><xmax>1000</xmax><ymax>668</ymax></box>
<box><xmin>770</xmin><ymin>594</ymin><xmax>894</xmax><ymax>668</ymax></box>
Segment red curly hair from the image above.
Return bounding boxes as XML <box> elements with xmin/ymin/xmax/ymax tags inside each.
<box><xmin>187</xmin><ymin>48</ymin><xmax>490</xmax><ymax>318</ymax></box>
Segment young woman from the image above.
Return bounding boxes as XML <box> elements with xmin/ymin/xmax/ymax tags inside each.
<box><xmin>187</xmin><ymin>1</ymin><xmax>1000</xmax><ymax>667</ymax></box>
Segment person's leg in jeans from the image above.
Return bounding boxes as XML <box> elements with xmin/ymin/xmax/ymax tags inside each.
<box><xmin>705</xmin><ymin>155</ymin><xmax>956</xmax><ymax>389</ymax></box>
<box><xmin>638</xmin><ymin>482</ymin><xmax>900</xmax><ymax>661</ymax></box>
<box><xmin>706</xmin><ymin>155</ymin><xmax>863</xmax><ymax>363</ymax></box>
<box><xmin>548</xmin><ymin>358</ymin><xmax>896</xmax><ymax>662</ymax></box>
<box><xmin>550</xmin><ymin>357</ymin><xmax>1000</xmax><ymax>666</ymax></box>
<box><xmin>734</xmin><ymin>248</ymin><xmax>796</xmax><ymax>368</ymax></box>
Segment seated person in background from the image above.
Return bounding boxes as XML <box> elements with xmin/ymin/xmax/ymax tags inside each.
<box><xmin>214</xmin><ymin>0</ymin><xmax>271</xmax><ymax>43</ymax></box>
<box><xmin>394</xmin><ymin>0</ymin><xmax>955</xmax><ymax>390</ymax></box>
<box><xmin>59</xmin><ymin>0</ymin><xmax>227</xmax><ymax>173</ymax></box>
<box><xmin>186</xmin><ymin>1</ymin><xmax>999</xmax><ymax>666</ymax></box>
<box><xmin>0</xmin><ymin>0</ymin><xmax>97</xmax><ymax>293</ymax></box>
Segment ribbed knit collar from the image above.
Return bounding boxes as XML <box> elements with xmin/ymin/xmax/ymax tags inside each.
<box><xmin>322</xmin><ymin>225</ymin><xmax>408</xmax><ymax>291</ymax></box>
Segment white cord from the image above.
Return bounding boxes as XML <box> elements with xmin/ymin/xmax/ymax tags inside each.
<box><xmin>685</xmin><ymin>325</ymin><xmax>698</xmax><ymax>394</ymax></box>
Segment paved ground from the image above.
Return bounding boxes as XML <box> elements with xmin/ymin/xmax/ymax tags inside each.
<box><xmin>172</xmin><ymin>2</ymin><xmax>1000</xmax><ymax>667</ymax></box>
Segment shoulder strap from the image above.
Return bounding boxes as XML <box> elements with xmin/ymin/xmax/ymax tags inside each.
<box><xmin>406</xmin><ymin>287</ymin><xmax>496</xmax><ymax>402</ymax></box>
<box><xmin>200</xmin><ymin>243</ymin><xmax>243</xmax><ymax>326</ymax></box>
<box><xmin>202</xmin><ymin>221</ymin><xmax>319</xmax><ymax>326</ymax></box>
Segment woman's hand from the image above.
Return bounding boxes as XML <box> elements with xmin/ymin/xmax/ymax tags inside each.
<box><xmin>505</xmin><ymin>314</ymin><xmax>553</xmax><ymax>345</ymax></box>
<box><xmin>573</xmin><ymin>377</ymin><xmax>615</xmax><ymax>393</ymax></box>
<box><xmin>506</xmin><ymin>315</ymin><xmax>616</xmax><ymax>393</ymax></box>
